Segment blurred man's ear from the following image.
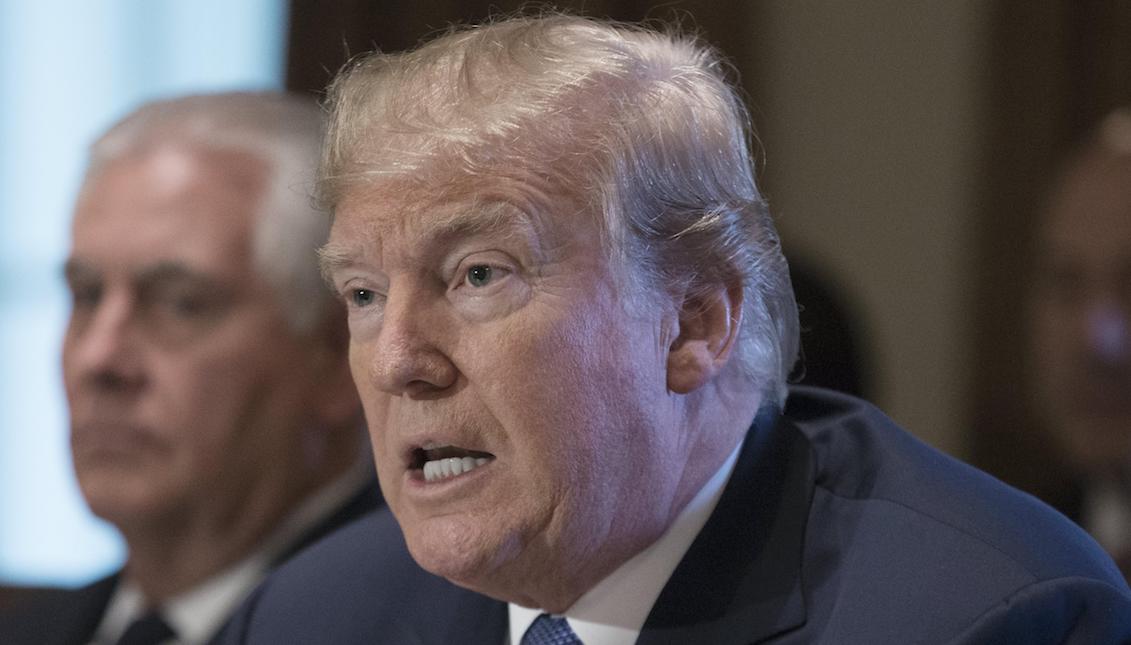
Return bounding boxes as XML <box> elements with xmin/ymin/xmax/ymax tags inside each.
<box><xmin>309</xmin><ymin>313</ymin><xmax>363</xmax><ymax>429</ymax></box>
<box><xmin>666</xmin><ymin>280</ymin><xmax>743</xmax><ymax>394</ymax></box>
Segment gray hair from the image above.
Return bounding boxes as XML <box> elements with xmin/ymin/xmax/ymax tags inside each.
<box><xmin>86</xmin><ymin>91</ymin><xmax>334</xmax><ymax>334</ymax></box>
<box><xmin>321</xmin><ymin>15</ymin><xmax>799</xmax><ymax>405</ymax></box>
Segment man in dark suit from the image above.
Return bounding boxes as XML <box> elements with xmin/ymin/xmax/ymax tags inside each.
<box><xmin>227</xmin><ymin>16</ymin><xmax>1129</xmax><ymax>643</ymax></box>
<box><xmin>0</xmin><ymin>93</ymin><xmax>381</xmax><ymax>644</ymax></box>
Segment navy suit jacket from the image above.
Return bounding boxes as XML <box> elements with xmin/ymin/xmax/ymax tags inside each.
<box><xmin>0</xmin><ymin>479</ymin><xmax>383</xmax><ymax>645</ymax></box>
<box><xmin>221</xmin><ymin>388</ymin><xmax>1131</xmax><ymax>643</ymax></box>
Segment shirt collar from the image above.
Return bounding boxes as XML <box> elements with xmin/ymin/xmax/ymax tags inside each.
<box><xmin>95</xmin><ymin>556</ymin><xmax>268</xmax><ymax>645</ymax></box>
<box><xmin>93</xmin><ymin>456</ymin><xmax>374</xmax><ymax>644</ymax></box>
<box><xmin>1082</xmin><ymin>479</ymin><xmax>1131</xmax><ymax>555</ymax></box>
<box><xmin>507</xmin><ymin>439</ymin><xmax>742</xmax><ymax>645</ymax></box>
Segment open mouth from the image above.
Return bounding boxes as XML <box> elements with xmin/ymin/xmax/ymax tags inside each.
<box><xmin>410</xmin><ymin>443</ymin><xmax>495</xmax><ymax>483</ymax></box>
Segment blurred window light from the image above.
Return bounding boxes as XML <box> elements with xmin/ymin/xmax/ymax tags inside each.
<box><xmin>0</xmin><ymin>0</ymin><xmax>286</xmax><ymax>586</ymax></box>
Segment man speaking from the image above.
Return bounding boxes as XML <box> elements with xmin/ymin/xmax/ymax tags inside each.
<box><xmin>224</xmin><ymin>15</ymin><xmax>1131</xmax><ymax>643</ymax></box>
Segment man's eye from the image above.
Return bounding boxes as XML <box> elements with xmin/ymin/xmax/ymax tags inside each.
<box><xmin>351</xmin><ymin>289</ymin><xmax>378</xmax><ymax>307</ymax></box>
<box><xmin>167</xmin><ymin>296</ymin><xmax>207</xmax><ymax>318</ymax></box>
<box><xmin>69</xmin><ymin>284</ymin><xmax>101</xmax><ymax>309</ymax></box>
<box><xmin>466</xmin><ymin>265</ymin><xmax>493</xmax><ymax>287</ymax></box>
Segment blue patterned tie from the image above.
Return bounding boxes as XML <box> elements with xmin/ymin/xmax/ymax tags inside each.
<box><xmin>520</xmin><ymin>613</ymin><xmax>583</xmax><ymax>645</ymax></box>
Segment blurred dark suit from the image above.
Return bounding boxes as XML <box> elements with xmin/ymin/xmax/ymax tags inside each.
<box><xmin>0</xmin><ymin>483</ymin><xmax>381</xmax><ymax>645</ymax></box>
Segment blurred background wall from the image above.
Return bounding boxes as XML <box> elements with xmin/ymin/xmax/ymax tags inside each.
<box><xmin>3</xmin><ymin>0</ymin><xmax>1129</xmax><ymax>589</ymax></box>
<box><xmin>755</xmin><ymin>2</ymin><xmax>986</xmax><ymax>456</ymax></box>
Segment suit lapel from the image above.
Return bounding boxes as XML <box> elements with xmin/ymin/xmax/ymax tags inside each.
<box><xmin>638</xmin><ymin>405</ymin><xmax>814</xmax><ymax>644</ymax></box>
<box><xmin>270</xmin><ymin>477</ymin><xmax>384</xmax><ymax>566</ymax></box>
<box><xmin>400</xmin><ymin>582</ymin><xmax>507</xmax><ymax>645</ymax></box>
<box><xmin>429</xmin><ymin>593</ymin><xmax>507</xmax><ymax>645</ymax></box>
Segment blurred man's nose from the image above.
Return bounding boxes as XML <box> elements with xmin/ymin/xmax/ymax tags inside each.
<box><xmin>67</xmin><ymin>291</ymin><xmax>146</xmax><ymax>392</ymax></box>
<box><xmin>1083</xmin><ymin>298</ymin><xmax>1130</xmax><ymax>365</ymax></box>
<box><xmin>367</xmin><ymin>286</ymin><xmax>458</xmax><ymax>397</ymax></box>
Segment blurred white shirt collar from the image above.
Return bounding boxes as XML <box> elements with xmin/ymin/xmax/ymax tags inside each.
<box><xmin>92</xmin><ymin>456</ymin><xmax>374</xmax><ymax>644</ymax></box>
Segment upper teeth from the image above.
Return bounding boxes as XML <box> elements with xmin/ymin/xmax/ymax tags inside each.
<box><xmin>423</xmin><ymin>456</ymin><xmax>490</xmax><ymax>482</ymax></box>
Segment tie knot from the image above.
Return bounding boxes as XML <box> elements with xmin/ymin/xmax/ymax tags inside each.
<box><xmin>115</xmin><ymin>609</ymin><xmax>175</xmax><ymax>645</ymax></box>
<box><xmin>520</xmin><ymin>613</ymin><xmax>583</xmax><ymax>645</ymax></box>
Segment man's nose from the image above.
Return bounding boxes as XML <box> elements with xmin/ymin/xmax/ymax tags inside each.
<box><xmin>367</xmin><ymin>287</ymin><xmax>458</xmax><ymax>397</ymax></box>
<box><xmin>65</xmin><ymin>292</ymin><xmax>146</xmax><ymax>392</ymax></box>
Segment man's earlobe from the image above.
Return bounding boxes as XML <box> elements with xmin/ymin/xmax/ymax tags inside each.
<box><xmin>666</xmin><ymin>281</ymin><xmax>743</xmax><ymax>394</ymax></box>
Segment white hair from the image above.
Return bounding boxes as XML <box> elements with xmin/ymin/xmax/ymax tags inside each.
<box><xmin>86</xmin><ymin>91</ymin><xmax>334</xmax><ymax>334</ymax></box>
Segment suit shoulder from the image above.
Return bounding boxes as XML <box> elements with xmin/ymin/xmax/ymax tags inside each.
<box><xmin>945</xmin><ymin>576</ymin><xmax>1131</xmax><ymax>643</ymax></box>
<box><xmin>779</xmin><ymin>387</ymin><xmax>1131</xmax><ymax>641</ymax></box>
<box><xmin>786</xmin><ymin>386</ymin><xmax>1126</xmax><ymax>587</ymax></box>
<box><xmin>221</xmin><ymin>509</ymin><xmax>505</xmax><ymax>644</ymax></box>
<box><xmin>0</xmin><ymin>574</ymin><xmax>117</xmax><ymax>645</ymax></box>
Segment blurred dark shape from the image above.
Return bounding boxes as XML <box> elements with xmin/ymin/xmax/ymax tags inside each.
<box><xmin>789</xmin><ymin>258</ymin><xmax>872</xmax><ymax>398</ymax></box>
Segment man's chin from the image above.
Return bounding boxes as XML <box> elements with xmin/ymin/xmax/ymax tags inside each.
<box><xmin>401</xmin><ymin>516</ymin><xmax>523</xmax><ymax>594</ymax></box>
<box><xmin>77</xmin><ymin>470</ymin><xmax>175</xmax><ymax>527</ymax></box>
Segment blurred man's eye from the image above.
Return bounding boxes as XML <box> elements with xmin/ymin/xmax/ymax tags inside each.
<box><xmin>140</xmin><ymin>285</ymin><xmax>228</xmax><ymax>338</ymax></box>
<box><xmin>159</xmin><ymin>293</ymin><xmax>210</xmax><ymax>318</ymax></box>
<box><xmin>68</xmin><ymin>283</ymin><xmax>102</xmax><ymax>309</ymax></box>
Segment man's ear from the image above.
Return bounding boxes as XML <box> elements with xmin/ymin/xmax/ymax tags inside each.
<box><xmin>667</xmin><ymin>280</ymin><xmax>743</xmax><ymax>394</ymax></box>
<box><xmin>308</xmin><ymin>314</ymin><xmax>364</xmax><ymax>429</ymax></box>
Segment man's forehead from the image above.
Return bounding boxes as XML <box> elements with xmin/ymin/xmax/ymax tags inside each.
<box><xmin>70</xmin><ymin>148</ymin><xmax>267</xmax><ymax>284</ymax></box>
<box><xmin>129</xmin><ymin>145</ymin><xmax>199</xmax><ymax>192</ymax></box>
<box><xmin>91</xmin><ymin>141</ymin><xmax>266</xmax><ymax>191</ymax></box>
<box><xmin>1043</xmin><ymin>158</ymin><xmax>1131</xmax><ymax>260</ymax></box>
<box><xmin>326</xmin><ymin>181</ymin><xmax>568</xmax><ymax>265</ymax></box>
<box><xmin>78</xmin><ymin>141</ymin><xmax>265</xmax><ymax>224</ymax></box>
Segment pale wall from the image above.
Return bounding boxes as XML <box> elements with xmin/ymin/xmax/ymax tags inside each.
<box><xmin>754</xmin><ymin>2</ymin><xmax>987</xmax><ymax>456</ymax></box>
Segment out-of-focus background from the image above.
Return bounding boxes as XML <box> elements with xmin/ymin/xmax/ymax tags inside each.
<box><xmin>0</xmin><ymin>0</ymin><xmax>289</xmax><ymax>587</ymax></box>
<box><xmin>2</xmin><ymin>0</ymin><xmax>1129</xmax><ymax>588</ymax></box>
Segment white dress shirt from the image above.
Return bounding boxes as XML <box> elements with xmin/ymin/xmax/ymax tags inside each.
<box><xmin>1082</xmin><ymin>479</ymin><xmax>1131</xmax><ymax>559</ymax></box>
<box><xmin>508</xmin><ymin>440</ymin><xmax>742</xmax><ymax>645</ymax></box>
<box><xmin>90</xmin><ymin>456</ymin><xmax>374</xmax><ymax>645</ymax></box>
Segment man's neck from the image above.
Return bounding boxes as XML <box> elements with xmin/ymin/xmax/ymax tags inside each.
<box><xmin>120</xmin><ymin>498</ymin><xmax>296</xmax><ymax>601</ymax></box>
<box><xmin>120</xmin><ymin>450</ymin><xmax>361</xmax><ymax>602</ymax></box>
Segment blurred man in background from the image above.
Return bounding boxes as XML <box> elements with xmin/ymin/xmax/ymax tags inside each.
<box><xmin>1030</xmin><ymin>107</ymin><xmax>1131</xmax><ymax>579</ymax></box>
<box><xmin>0</xmin><ymin>92</ymin><xmax>381</xmax><ymax>644</ymax></box>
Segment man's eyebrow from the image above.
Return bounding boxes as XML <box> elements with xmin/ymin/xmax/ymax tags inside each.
<box><xmin>61</xmin><ymin>259</ymin><xmax>222</xmax><ymax>293</ymax></box>
<box><xmin>318</xmin><ymin>203</ymin><xmax>541</xmax><ymax>283</ymax></box>
<box><xmin>134</xmin><ymin>261</ymin><xmax>214</xmax><ymax>287</ymax></box>
<box><xmin>317</xmin><ymin>243</ymin><xmax>363</xmax><ymax>286</ymax></box>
